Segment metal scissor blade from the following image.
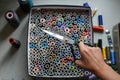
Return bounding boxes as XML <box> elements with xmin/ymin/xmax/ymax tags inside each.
<box><xmin>41</xmin><ymin>29</ymin><xmax>75</xmax><ymax>45</ymax></box>
<box><xmin>41</xmin><ymin>29</ymin><xmax>81</xmax><ymax>60</ymax></box>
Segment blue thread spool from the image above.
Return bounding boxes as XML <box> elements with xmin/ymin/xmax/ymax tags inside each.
<box><xmin>41</xmin><ymin>41</ymin><xmax>48</xmax><ymax>49</ymax></box>
<box><xmin>57</xmin><ymin>21</ymin><xmax>63</xmax><ymax>27</ymax></box>
<box><xmin>71</xmin><ymin>36</ymin><xmax>76</xmax><ymax>42</ymax></box>
<box><xmin>74</xmin><ymin>34</ymin><xmax>79</xmax><ymax>38</ymax></box>
<box><xmin>18</xmin><ymin>0</ymin><xmax>33</xmax><ymax>12</ymax></box>
<box><xmin>77</xmin><ymin>18</ymin><xmax>83</xmax><ymax>23</ymax></box>
<box><xmin>98</xmin><ymin>15</ymin><xmax>103</xmax><ymax>26</ymax></box>
<box><xmin>66</xmin><ymin>62</ymin><xmax>71</xmax><ymax>66</ymax></box>
<box><xmin>110</xmin><ymin>49</ymin><xmax>116</xmax><ymax>64</ymax></box>
<box><xmin>29</xmin><ymin>42</ymin><xmax>36</xmax><ymax>48</ymax></box>
<box><xmin>83</xmin><ymin>2</ymin><xmax>90</xmax><ymax>7</ymax></box>
<box><xmin>74</xmin><ymin>50</ymin><xmax>80</xmax><ymax>59</ymax></box>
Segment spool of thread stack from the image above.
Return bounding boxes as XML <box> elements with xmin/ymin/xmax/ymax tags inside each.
<box><xmin>5</xmin><ymin>10</ymin><xmax>20</xmax><ymax>27</ymax></box>
<box><xmin>105</xmin><ymin>29</ymin><xmax>116</xmax><ymax>64</ymax></box>
<box><xmin>93</xmin><ymin>15</ymin><xmax>104</xmax><ymax>32</ymax></box>
<box><xmin>18</xmin><ymin>0</ymin><xmax>33</xmax><ymax>12</ymax></box>
<box><xmin>9</xmin><ymin>37</ymin><xmax>21</xmax><ymax>48</ymax></box>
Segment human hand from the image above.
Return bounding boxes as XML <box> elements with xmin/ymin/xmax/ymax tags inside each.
<box><xmin>69</xmin><ymin>42</ymin><xmax>120</xmax><ymax>80</ymax></box>
<box><xmin>70</xmin><ymin>42</ymin><xmax>106</xmax><ymax>73</ymax></box>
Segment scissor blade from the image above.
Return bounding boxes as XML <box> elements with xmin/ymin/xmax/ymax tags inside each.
<box><xmin>42</xmin><ymin>29</ymin><xmax>64</xmax><ymax>40</ymax></box>
<box><xmin>41</xmin><ymin>29</ymin><xmax>74</xmax><ymax>44</ymax></box>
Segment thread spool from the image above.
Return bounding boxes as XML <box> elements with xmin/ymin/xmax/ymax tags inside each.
<box><xmin>89</xmin><ymin>74</ymin><xmax>96</xmax><ymax>80</ymax></box>
<box><xmin>110</xmin><ymin>49</ymin><xmax>116</xmax><ymax>64</ymax></box>
<box><xmin>5</xmin><ymin>10</ymin><xmax>20</xmax><ymax>27</ymax></box>
<box><xmin>84</xmin><ymin>71</ymin><xmax>90</xmax><ymax>76</ymax></box>
<box><xmin>98</xmin><ymin>39</ymin><xmax>102</xmax><ymax>50</ymax></box>
<box><xmin>106</xmin><ymin>46</ymin><xmax>110</xmax><ymax>60</ymax></box>
<box><xmin>93</xmin><ymin>26</ymin><xmax>104</xmax><ymax>32</ymax></box>
<box><xmin>98</xmin><ymin>15</ymin><xmax>103</xmax><ymax>26</ymax></box>
<box><xmin>18</xmin><ymin>0</ymin><xmax>33</xmax><ymax>12</ymax></box>
<box><xmin>105</xmin><ymin>29</ymin><xmax>113</xmax><ymax>47</ymax></box>
<box><xmin>83</xmin><ymin>2</ymin><xmax>90</xmax><ymax>7</ymax></box>
<box><xmin>9</xmin><ymin>37</ymin><xmax>21</xmax><ymax>48</ymax></box>
<box><xmin>102</xmin><ymin>47</ymin><xmax>107</xmax><ymax>60</ymax></box>
<box><xmin>105</xmin><ymin>29</ymin><xmax>115</xmax><ymax>64</ymax></box>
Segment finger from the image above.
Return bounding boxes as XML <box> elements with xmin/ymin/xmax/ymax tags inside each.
<box><xmin>67</xmin><ymin>57</ymin><xmax>83</xmax><ymax>67</ymax></box>
<box><xmin>96</xmin><ymin>47</ymin><xmax>102</xmax><ymax>52</ymax></box>
<box><xmin>79</xmin><ymin>42</ymin><xmax>86</xmax><ymax>49</ymax></box>
<box><xmin>79</xmin><ymin>42</ymin><xmax>87</xmax><ymax>52</ymax></box>
<box><xmin>67</xmin><ymin>57</ymin><xmax>75</xmax><ymax>62</ymax></box>
<box><xmin>75</xmin><ymin>60</ymin><xmax>83</xmax><ymax>67</ymax></box>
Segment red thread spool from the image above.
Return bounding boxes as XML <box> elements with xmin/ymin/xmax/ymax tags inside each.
<box><xmin>9</xmin><ymin>37</ymin><xmax>21</xmax><ymax>48</ymax></box>
<box><xmin>93</xmin><ymin>26</ymin><xmax>104</xmax><ymax>32</ymax></box>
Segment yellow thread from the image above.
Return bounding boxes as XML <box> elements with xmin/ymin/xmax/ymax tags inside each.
<box><xmin>102</xmin><ymin>48</ymin><xmax>107</xmax><ymax>60</ymax></box>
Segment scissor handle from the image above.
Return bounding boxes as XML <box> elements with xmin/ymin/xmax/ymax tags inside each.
<box><xmin>69</xmin><ymin>42</ymin><xmax>93</xmax><ymax>60</ymax></box>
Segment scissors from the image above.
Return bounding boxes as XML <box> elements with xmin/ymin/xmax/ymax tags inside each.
<box><xmin>41</xmin><ymin>29</ymin><xmax>92</xmax><ymax>60</ymax></box>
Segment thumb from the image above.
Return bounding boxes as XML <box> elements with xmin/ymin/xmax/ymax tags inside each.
<box><xmin>75</xmin><ymin>60</ymin><xmax>83</xmax><ymax>67</ymax></box>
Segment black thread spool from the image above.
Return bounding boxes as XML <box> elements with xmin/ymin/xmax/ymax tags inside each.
<box><xmin>5</xmin><ymin>10</ymin><xmax>20</xmax><ymax>27</ymax></box>
<box><xmin>18</xmin><ymin>0</ymin><xmax>33</xmax><ymax>12</ymax></box>
<box><xmin>98</xmin><ymin>39</ymin><xmax>102</xmax><ymax>50</ymax></box>
<box><xmin>9</xmin><ymin>37</ymin><xmax>21</xmax><ymax>48</ymax></box>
